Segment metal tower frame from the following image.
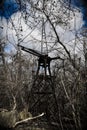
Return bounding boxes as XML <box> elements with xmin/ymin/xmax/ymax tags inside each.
<box><xmin>18</xmin><ymin>8</ymin><xmax>63</xmax><ymax>125</ymax></box>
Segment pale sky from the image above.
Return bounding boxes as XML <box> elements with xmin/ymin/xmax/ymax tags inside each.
<box><xmin>0</xmin><ymin>3</ymin><xmax>84</xmax><ymax>60</ymax></box>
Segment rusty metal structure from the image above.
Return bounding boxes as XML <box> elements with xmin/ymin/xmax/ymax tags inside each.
<box><xmin>18</xmin><ymin>43</ymin><xmax>63</xmax><ymax>126</ymax></box>
<box><xmin>18</xmin><ymin>11</ymin><xmax>63</xmax><ymax>126</ymax></box>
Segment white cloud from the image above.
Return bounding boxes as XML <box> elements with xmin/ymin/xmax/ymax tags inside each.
<box><xmin>0</xmin><ymin>2</ymin><xmax>84</xmax><ymax>61</ymax></box>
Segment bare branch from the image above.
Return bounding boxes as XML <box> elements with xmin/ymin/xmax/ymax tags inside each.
<box><xmin>14</xmin><ymin>112</ymin><xmax>45</xmax><ymax>127</ymax></box>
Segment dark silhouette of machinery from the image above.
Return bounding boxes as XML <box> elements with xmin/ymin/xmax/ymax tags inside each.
<box><xmin>18</xmin><ymin>44</ymin><xmax>64</xmax><ymax>126</ymax></box>
<box><xmin>18</xmin><ymin>44</ymin><xmax>63</xmax><ymax>76</ymax></box>
<box><xmin>18</xmin><ymin>4</ymin><xmax>63</xmax><ymax>125</ymax></box>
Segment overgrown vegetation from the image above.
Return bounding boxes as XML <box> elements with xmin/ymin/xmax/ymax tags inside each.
<box><xmin>0</xmin><ymin>0</ymin><xmax>87</xmax><ymax>130</ymax></box>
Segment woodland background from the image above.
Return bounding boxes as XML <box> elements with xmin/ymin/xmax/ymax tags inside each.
<box><xmin>0</xmin><ymin>0</ymin><xmax>87</xmax><ymax>130</ymax></box>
